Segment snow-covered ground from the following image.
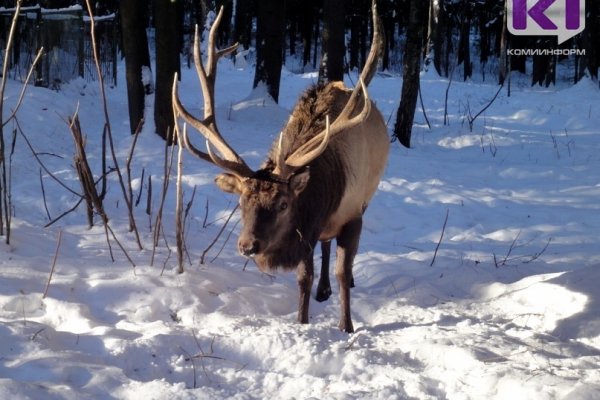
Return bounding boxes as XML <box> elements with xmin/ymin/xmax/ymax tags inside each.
<box><xmin>1</xmin><ymin>54</ymin><xmax>599</xmax><ymax>399</ymax></box>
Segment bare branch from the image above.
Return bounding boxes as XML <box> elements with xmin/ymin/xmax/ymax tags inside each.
<box><xmin>418</xmin><ymin>85</ymin><xmax>431</xmax><ymax>130</ymax></box>
<box><xmin>15</xmin><ymin>117</ymin><xmax>82</xmax><ymax>197</ymax></box>
<box><xmin>151</xmin><ymin>132</ymin><xmax>177</xmax><ymax>266</ymax></box>
<box><xmin>43</xmin><ymin>230</ymin><xmax>62</xmax><ymax>299</ymax></box>
<box><xmin>499</xmin><ymin>230</ymin><xmax>521</xmax><ymax>267</ymax></box>
<box><xmin>201</xmin><ymin>204</ymin><xmax>239</xmax><ymax>264</ymax></box>
<box><xmin>523</xmin><ymin>237</ymin><xmax>552</xmax><ymax>264</ymax></box>
<box><xmin>468</xmin><ymin>84</ymin><xmax>503</xmax><ymax>132</ymax></box>
<box><xmin>175</xmin><ymin>123</ymin><xmax>186</xmax><ymax>274</ymax></box>
<box><xmin>39</xmin><ymin>168</ymin><xmax>52</xmax><ymax>220</ymax></box>
<box><xmin>210</xmin><ymin>218</ymin><xmax>240</xmax><ymax>263</ymax></box>
<box><xmin>430</xmin><ymin>209</ymin><xmax>450</xmax><ymax>267</ymax></box>
<box><xmin>126</xmin><ymin>119</ymin><xmax>144</xmax><ymax>231</ymax></box>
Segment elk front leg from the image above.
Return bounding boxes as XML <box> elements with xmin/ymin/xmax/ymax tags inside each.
<box><xmin>297</xmin><ymin>257</ymin><xmax>314</xmax><ymax>324</ymax></box>
<box><xmin>315</xmin><ymin>240</ymin><xmax>332</xmax><ymax>302</ymax></box>
<box><xmin>335</xmin><ymin>217</ymin><xmax>362</xmax><ymax>333</ymax></box>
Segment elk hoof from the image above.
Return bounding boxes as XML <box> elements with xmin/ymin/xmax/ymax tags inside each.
<box><xmin>315</xmin><ymin>286</ymin><xmax>332</xmax><ymax>302</ymax></box>
<box><xmin>339</xmin><ymin>320</ymin><xmax>354</xmax><ymax>333</ymax></box>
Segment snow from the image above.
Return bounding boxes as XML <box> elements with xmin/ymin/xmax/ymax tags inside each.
<box><xmin>1</xmin><ymin>54</ymin><xmax>599</xmax><ymax>399</ymax></box>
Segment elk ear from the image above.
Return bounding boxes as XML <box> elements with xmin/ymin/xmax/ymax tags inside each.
<box><xmin>215</xmin><ymin>173</ymin><xmax>244</xmax><ymax>194</ymax></box>
<box><xmin>289</xmin><ymin>168</ymin><xmax>310</xmax><ymax>196</ymax></box>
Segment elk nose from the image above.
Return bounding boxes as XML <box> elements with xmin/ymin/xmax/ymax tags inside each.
<box><xmin>239</xmin><ymin>239</ymin><xmax>259</xmax><ymax>258</ymax></box>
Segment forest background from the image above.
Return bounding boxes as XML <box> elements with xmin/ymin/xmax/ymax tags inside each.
<box><xmin>0</xmin><ymin>1</ymin><xmax>599</xmax><ymax>397</ymax></box>
<box><xmin>2</xmin><ymin>0</ymin><xmax>599</xmax><ymax>149</ymax></box>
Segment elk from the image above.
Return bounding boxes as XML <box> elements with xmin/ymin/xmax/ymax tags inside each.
<box><xmin>172</xmin><ymin>3</ymin><xmax>389</xmax><ymax>333</ymax></box>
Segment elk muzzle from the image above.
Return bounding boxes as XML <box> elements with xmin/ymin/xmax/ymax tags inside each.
<box><xmin>238</xmin><ymin>237</ymin><xmax>260</xmax><ymax>258</ymax></box>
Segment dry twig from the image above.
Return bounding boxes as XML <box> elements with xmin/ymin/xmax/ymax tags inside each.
<box><xmin>39</xmin><ymin>168</ymin><xmax>52</xmax><ymax>220</ymax></box>
<box><xmin>430</xmin><ymin>209</ymin><xmax>450</xmax><ymax>267</ymax></box>
<box><xmin>201</xmin><ymin>204</ymin><xmax>239</xmax><ymax>264</ymax></box>
<box><xmin>175</xmin><ymin>124</ymin><xmax>186</xmax><ymax>273</ymax></box>
<box><xmin>126</xmin><ymin>119</ymin><xmax>144</xmax><ymax>235</ymax></box>
<box><xmin>43</xmin><ymin>230</ymin><xmax>63</xmax><ymax>299</ymax></box>
<box><xmin>68</xmin><ymin>112</ymin><xmax>135</xmax><ymax>268</ymax></box>
<box><xmin>467</xmin><ymin>84</ymin><xmax>503</xmax><ymax>132</ymax></box>
<box><xmin>151</xmin><ymin>133</ymin><xmax>176</xmax><ymax>266</ymax></box>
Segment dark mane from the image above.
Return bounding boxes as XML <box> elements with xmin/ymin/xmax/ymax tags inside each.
<box><xmin>265</xmin><ymin>82</ymin><xmax>349</xmax><ymax>169</ymax></box>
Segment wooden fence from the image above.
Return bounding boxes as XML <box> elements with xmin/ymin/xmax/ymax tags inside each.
<box><xmin>0</xmin><ymin>5</ymin><xmax>117</xmax><ymax>88</ymax></box>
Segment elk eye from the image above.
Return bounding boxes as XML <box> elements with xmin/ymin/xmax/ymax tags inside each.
<box><xmin>279</xmin><ymin>202</ymin><xmax>288</xmax><ymax>211</ymax></box>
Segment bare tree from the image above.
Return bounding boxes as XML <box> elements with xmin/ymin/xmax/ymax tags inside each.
<box><xmin>299</xmin><ymin>0</ymin><xmax>317</xmax><ymax>68</ymax></box>
<box><xmin>0</xmin><ymin>1</ymin><xmax>43</xmax><ymax>244</ymax></box>
<box><xmin>579</xmin><ymin>0</ymin><xmax>600</xmax><ymax>81</ymax></box>
<box><xmin>457</xmin><ymin>0</ymin><xmax>472</xmax><ymax>81</ymax></box>
<box><xmin>392</xmin><ymin>0</ymin><xmax>426</xmax><ymax>148</ymax></box>
<box><xmin>253</xmin><ymin>0</ymin><xmax>286</xmax><ymax>102</ymax></box>
<box><xmin>499</xmin><ymin>0</ymin><xmax>508</xmax><ymax>85</ymax></box>
<box><xmin>233</xmin><ymin>0</ymin><xmax>255</xmax><ymax>50</ymax></box>
<box><xmin>120</xmin><ymin>0</ymin><xmax>152</xmax><ymax>135</ymax></box>
<box><xmin>531</xmin><ymin>38</ymin><xmax>556</xmax><ymax>87</ymax></box>
<box><xmin>154</xmin><ymin>0</ymin><xmax>181</xmax><ymax>140</ymax></box>
<box><xmin>319</xmin><ymin>0</ymin><xmax>345</xmax><ymax>83</ymax></box>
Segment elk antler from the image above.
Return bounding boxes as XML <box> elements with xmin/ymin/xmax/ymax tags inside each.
<box><xmin>280</xmin><ymin>0</ymin><xmax>382</xmax><ymax>170</ymax></box>
<box><xmin>360</xmin><ymin>0</ymin><xmax>383</xmax><ymax>87</ymax></box>
<box><xmin>172</xmin><ymin>7</ymin><xmax>253</xmax><ymax>178</ymax></box>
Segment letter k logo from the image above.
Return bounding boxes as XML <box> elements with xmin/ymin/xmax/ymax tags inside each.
<box><xmin>513</xmin><ymin>0</ymin><xmax>557</xmax><ymax>30</ymax></box>
<box><xmin>508</xmin><ymin>0</ymin><xmax>585</xmax><ymax>44</ymax></box>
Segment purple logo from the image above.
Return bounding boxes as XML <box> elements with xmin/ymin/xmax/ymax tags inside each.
<box><xmin>508</xmin><ymin>0</ymin><xmax>585</xmax><ymax>44</ymax></box>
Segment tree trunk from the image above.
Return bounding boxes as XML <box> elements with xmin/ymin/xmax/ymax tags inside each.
<box><xmin>380</xmin><ymin>0</ymin><xmax>394</xmax><ymax>71</ymax></box>
<box><xmin>154</xmin><ymin>0</ymin><xmax>181</xmax><ymax>141</ymax></box>
<box><xmin>349</xmin><ymin>0</ymin><xmax>362</xmax><ymax>71</ymax></box>
<box><xmin>233</xmin><ymin>0</ymin><xmax>254</xmax><ymax>50</ymax></box>
<box><xmin>300</xmin><ymin>0</ymin><xmax>315</xmax><ymax>68</ymax></box>
<box><xmin>216</xmin><ymin>0</ymin><xmax>233</xmax><ymax>48</ymax></box>
<box><xmin>433</xmin><ymin>0</ymin><xmax>445</xmax><ymax>76</ymax></box>
<box><xmin>319</xmin><ymin>0</ymin><xmax>345</xmax><ymax>83</ymax></box>
<box><xmin>313</xmin><ymin>9</ymin><xmax>320</xmax><ymax>69</ymax></box>
<box><xmin>479</xmin><ymin>3</ymin><xmax>491</xmax><ymax>68</ymax></box>
<box><xmin>510</xmin><ymin>36</ymin><xmax>527</xmax><ymax>73</ymax></box>
<box><xmin>359</xmin><ymin>6</ymin><xmax>368</xmax><ymax>71</ymax></box>
<box><xmin>119</xmin><ymin>0</ymin><xmax>151</xmax><ymax>135</ymax></box>
<box><xmin>532</xmin><ymin>39</ymin><xmax>555</xmax><ymax>87</ymax></box>
<box><xmin>582</xmin><ymin>0</ymin><xmax>599</xmax><ymax>80</ymax></box>
<box><xmin>457</xmin><ymin>0</ymin><xmax>471</xmax><ymax>80</ymax></box>
<box><xmin>393</xmin><ymin>0</ymin><xmax>425</xmax><ymax>148</ymax></box>
<box><xmin>287</xmin><ymin>2</ymin><xmax>298</xmax><ymax>56</ymax></box>
<box><xmin>253</xmin><ymin>0</ymin><xmax>286</xmax><ymax>102</ymax></box>
<box><xmin>499</xmin><ymin>0</ymin><xmax>508</xmax><ymax>85</ymax></box>
<box><xmin>425</xmin><ymin>0</ymin><xmax>434</xmax><ymax>65</ymax></box>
